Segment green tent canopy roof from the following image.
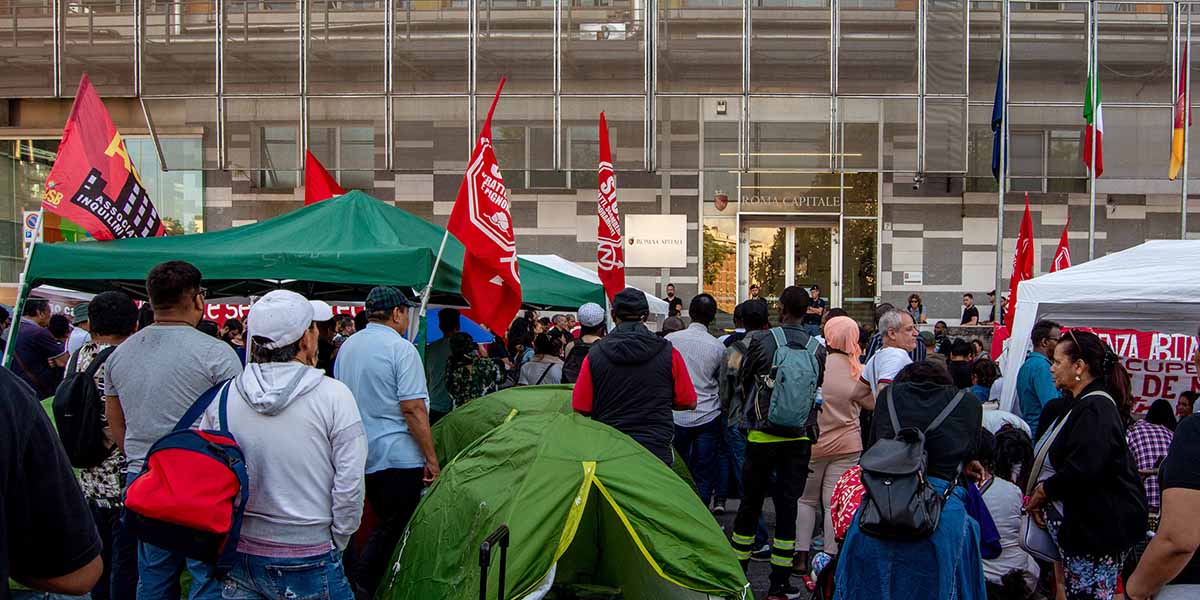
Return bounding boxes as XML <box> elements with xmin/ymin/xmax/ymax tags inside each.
<box><xmin>23</xmin><ymin>191</ymin><xmax>605</xmax><ymax>309</ymax></box>
<box><xmin>383</xmin><ymin>411</ymin><xmax>749</xmax><ymax>600</ymax></box>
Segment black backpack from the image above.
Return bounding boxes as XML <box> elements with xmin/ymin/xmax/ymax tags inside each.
<box><xmin>857</xmin><ymin>386</ymin><xmax>966</xmax><ymax>541</ymax></box>
<box><xmin>561</xmin><ymin>340</ymin><xmax>593</xmax><ymax>384</ymax></box>
<box><xmin>52</xmin><ymin>347</ymin><xmax>117</xmax><ymax>469</ymax></box>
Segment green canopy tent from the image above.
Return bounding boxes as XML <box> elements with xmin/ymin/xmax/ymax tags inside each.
<box><xmin>382</xmin><ymin>411</ymin><xmax>749</xmax><ymax>600</ymax></box>
<box><xmin>4</xmin><ymin>191</ymin><xmax>605</xmax><ymax>361</ymax></box>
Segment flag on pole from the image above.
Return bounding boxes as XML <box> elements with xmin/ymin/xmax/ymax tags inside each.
<box><xmin>1005</xmin><ymin>193</ymin><xmax>1034</xmax><ymax>327</ymax></box>
<box><xmin>1051</xmin><ymin>217</ymin><xmax>1072</xmax><ymax>273</ymax></box>
<box><xmin>1170</xmin><ymin>47</ymin><xmax>1191</xmax><ymax>180</ymax></box>
<box><xmin>1084</xmin><ymin>54</ymin><xmax>1105</xmax><ymax>177</ymax></box>
<box><xmin>42</xmin><ymin>74</ymin><xmax>165</xmax><ymax>240</ymax></box>
<box><xmin>991</xmin><ymin>57</ymin><xmax>1005</xmax><ymax>180</ymax></box>
<box><xmin>304</xmin><ymin>150</ymin><xmax>345</xmax><ymax>205</ymax></box>
<box><xmin>596</xmin><ymin>112</ymin><xmax>625</xmax><ymax>302</ymax></box>
<box><xmin>446</xmin><ymin>78</ymin><xmax>522</xmax><ymax>336</ymax></box>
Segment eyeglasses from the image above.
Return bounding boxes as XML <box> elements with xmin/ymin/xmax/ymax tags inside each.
<box><xmin>197</xmin><ymin>286</ymin><xmax>208</xmax><ymax>299</ymax></box>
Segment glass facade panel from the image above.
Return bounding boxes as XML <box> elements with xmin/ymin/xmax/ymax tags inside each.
<box><xmin>926</xmin><ymin>0</ymin><xmax>967</xmax><ymax>96</ymax></box>
<box><xmin>0</xmin><ymin>0</ymin><xmax>55</xmax><ymax>96</ymax></box>
<box><xmin>656</xmin><ymin>96</ymin><xmax>739</xmax><ymax>171</ymax></box>
<box><xmin>394</xmin><ymin>0</ymin><xmax>470</xmax><ymax>94</ymax></box>
<box><xmin>656</xmin><ymin>0</ymin><xmax>742</xmax><ymax>93</ymax></box>
<box><xmin>477</xmin><ymin>0</ymin><xmax>553</xmax><ymax>94</ymax></box>
<box><xmin>702</xmin><ymin>217</ymin><xmax>738</xmax><ymax>313</ymax></box>
<box><xmin>842</xmin><ymin>217</ymin><xmax>877</xmax><ymax>310</ymax></box>
<box><xmin>561</xmin><ymin>0</ymin><xmax>645</xmax><ymax>94</ymax></box>
<box><xmin>310</xmin><ymin>0</ymin><xmax>385</xmax><ymax>94</ymax></box>
<box><xmin>224</xmin><ymin>0</ymin><xmax>301</xmax><ymax>94</ymax></box>
<box><xmin>478</xmin><ymin>95</ymin><xmax>554</xmax><ymax>186</ymax></box>
<box><xmin>1102</xmin><ymin>105</ymin><xmax>1172</xmax><ymax>180</ymax></box>
<box><xmin>125</xmin><ymin>138</ymin><xmax>205</xmax><ymax>234</ymax></box>
<box><xmin>393</xmin><ymin>96</ymin><xmax>470</xmax><ymax>172</ymax></box>
<box><xmin>1009</xmin><ymin>1</ymin><xmax>1088</xmax><ymax>103</ymax></box>
<box><xmin>62</xmin><ymin>0</ymin><xmax>136</xmax><ymax>96</ymax></box>
<box><xmin>749</xmin><ymin>97</ymin><xmax>831</xmax><ymax>170</ymax></box>
<box><xmin>1097</xmin><ymin>3</ymin><xmax>1171</xmax><ymax>105</ymax></box>
<box><xmin>968</xmin><ymin>1</ymin><xmax>1001</xmax><ymax>103</ymax></box>
<box><xmin>749</xmin><ymin>0</ymin><xmax>831</xmax><ymax>93</ymax></box>
<box><xmin>561</xmin><ymin>97</ymin><xmax>644</xmax><ymax>171</ymax></box>
<box><xmin>309</xmin><ymin>97</ymin><xmax>385</xmax><ymax>189</ymax></box>
<box><xmin>142</xmin><ymin>98</ymin><xmax>220</xmax><ymax>170</ymax></box>
<box><xmin>838</xmin><ymin>0</ymin><xmax>917</xmax><ymax>95</ymax></box>
<box><xmin>224</xmin><ymin>97</ymin><xmax>302</xmax><ymax>188</ymax></box>
<box><xmin>142</xmin><ymin>0</ymin><xmax>217</xmax><ymax>95</ymax></box>
<box><xmin>839</xmin><ymin>97</ymin><xmax>917</xmax><ymax>172</ymax></box>
<box><xmin>925</xmin><ymin>98</ymin><xmax>967</xmax><ymax>173</ymax></box>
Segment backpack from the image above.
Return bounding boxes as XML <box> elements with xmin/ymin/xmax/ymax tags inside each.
<box><xmin>749</xmin><ymin>328</ymin><xmax>821</xmax><ymax>437</ymax></box>
<box><xmin>720</xmin><ymin>340</ymin><xmax>750</xmax><ymax>428</ymax></box>
<box><xmin>857</xmin><ymin>386</ymin><xmax>966</xmax><ymax>541</ymax></box>
<box><xmin>561</xmin><ymin>340</ymin><xmax>593</xmax><ymax>384</ymax></box>
<box><xmin>123</xmin><ymin>380</ymin><xmax>249</xmax><ymax>572</ymax></box>
<box><xmin>52</xmin><ymin>346</ymin><xmax>117</xmax><ymax>468</ymax></box>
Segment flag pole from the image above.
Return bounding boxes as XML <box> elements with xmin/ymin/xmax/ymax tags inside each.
<box><xmin>1088</xmin><ymin>1</ymin><xmax>1098</xmax><ymax>260</ymax></box>
<box><xmin>3</xmin><ymin>237</ymin><xmax>38</xmax><ymax>368</ymax></box>
<box><xmin>1184</xmin><ymin>6</ymin><xmax>1193</xmax><ymax>239</ymax></box>
<box><xmin>995</xmin><ymin>1</ymin><xmax>1010</xmax><ymax>326</ymax></box>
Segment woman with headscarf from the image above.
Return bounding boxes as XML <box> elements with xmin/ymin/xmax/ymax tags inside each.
<box><xmin>794</xmin><ymin>316</ymin><xmax>875</xmax><ymax>575</ymax></box>
<box><xmin>446</xmin><ymin>332</ymin><xmax>505</xmax><ymax>408</ymax></box>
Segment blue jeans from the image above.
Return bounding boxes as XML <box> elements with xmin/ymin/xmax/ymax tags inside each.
<box><xmin>673</xmin><ymin>416</ymin><xmax>724</xmax><ymax>506</ymax></box>
<box><xmin>218</xmin><ymin>551</ymin><xmax>353</xmax><ymax>600</ymax></box>
<box><xmin>8</xmin><ymin>593</ymin><xmax>89</xmax><ymax>599</ymax></box>
<box><xmin>137</xmin><ymin>540</ymin><xmax>221</xmax><ymax>600</ymax></box>
<box><xmin>716</xmin><ymin>424</ymin><xmax>746</xmax><ymax>501</ymax></box>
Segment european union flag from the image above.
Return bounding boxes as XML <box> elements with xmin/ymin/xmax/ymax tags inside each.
<box><xmin>991</xmin><ymin>59</ymin><xmax>1004</xmax><ymax>181</ymax></box>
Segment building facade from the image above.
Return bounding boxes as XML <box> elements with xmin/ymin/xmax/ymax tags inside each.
<box><xmin>2</xmin><ymin>0</ymin><xmax>1199</xmax><ymax>322</ymax></box>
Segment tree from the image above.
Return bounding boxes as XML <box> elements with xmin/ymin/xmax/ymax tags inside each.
<box><xmin>161</xmin><ymin>217</ymin><xmax>185</xmax><ymax>236</ymax></box>
<box><xmin>703</xmin><ymin>227</ymin><xmax>736</xmax><ymax>286</ymax></box>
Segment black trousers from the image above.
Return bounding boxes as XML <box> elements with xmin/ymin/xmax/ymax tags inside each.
<box><xmin>731</xmin><ymin>439</ymin><xmax>812</xmax><ymax>589</ymax></box>
<box><xmin>352</xmin><ymin>467</ymin><xmax>425</xmax><ymax>597</ymax></box>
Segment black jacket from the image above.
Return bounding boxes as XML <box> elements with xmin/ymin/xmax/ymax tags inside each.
<box><xmin>586</xmin><ymin>321</ymin><xmax>678</xmax><ymax>463</ymax></box>
<box><xmin>1043</xmin><ymin>380</ymin><xmax>1148</xmax><ymax>556</ymax></box>
<box><xmin>738</xmin><ymin>325</ymin><xmax>826</xmax><ymax>433</ymax></box>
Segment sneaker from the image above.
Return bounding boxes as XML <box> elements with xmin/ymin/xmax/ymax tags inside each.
<box><xmin>749</xmin><ymin>544</ymin><xmax>772</xmax><ymax>562</ymax></box>
<box><xmin>711</xmin><ymin>498</ymin><xmax>726</xmax><ymax>515</ymax></box>
<box><xmin>765</xmin><ymin>583</ymin><xmax>804</xmax><ymax>600</ymax></box>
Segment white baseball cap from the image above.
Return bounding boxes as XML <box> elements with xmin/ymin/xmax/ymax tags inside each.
<box><xmin>577</xmin><ymin>302</ymin><xmax>605</xmax><ymax>327</ymax></box>
<box><xmin>249</xmin><ymin>290</ymin><xmax>335</xmax><ymax>349</ymax></box>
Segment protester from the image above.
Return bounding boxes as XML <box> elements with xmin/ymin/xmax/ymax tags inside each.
<box><xmin>571</xmin><ymin>287</ymin><xmax>697</xmax><ymax>465</ymax></box>
<box><xmin>518</xmin><ymin>332</ymin><xmax>564</xmax><ymax>386</ymax></box>
<box><xmin>906</xmin><ymin>293</ymin><xmax>927</xmax><ymax>324</ymax></box>
<box><xmin>71</xmin><ymin>291</ymin><xmax>139</xmax><ymax>600</ymax></box>
<box><xmin>961</xmin><ymin>293</ymin><xmax>980</xmax><ymax>325</ymax></box>
<box><xmin>446</xmin><ymin>332</ymin><xmax>505</xmax><ymax>405</ymax></box>
<box><xmin>221</xmin><ymin>318</ymin><xmax>247</xmax><ymax>364</ymax></box>
<box><xmin>861</xmin><ymin>309</ymin><xmax>918</xmax><ymax>397</ymax></box>
<box><xmin>353</xmin><ymin>309</ymin><xmax>368</xmax><ymax>334</ymax></box>
<box><xmin>11</xmin><ymin>298</ymin><xmax>68</xmax><ymax>399</ymax></box>
<box><xmin>1026</xmin><ymin>330</ymin><xmax>1147</xmax><ymax>600</ymax></box>
<box><xmin>713</xmin><ymin>299</ymin><xmax>770</xmax><ymax>515</ymax></box>
<box><xmin>947</xmin><ymin>338</ymin><xmax>976</xmax><ymax>390</ymax></box>
<box><xmin>313</xmin><ymin>311</ymin><xmax>339</xmax><ymax>377</ymax></box>
<box><xmin>666</xmin><ymin>294</ymin><xmax>726</xmax><ymax>509</ymax></box>
<box><xmin>992</xmin><ymin>426</ymin><xmax>1035</xmax><ymax>492</ymax></box>
<box><xmin>802</xmin><ymin>285</ymin><xmax>827</xmax><ymax>337</ymax></box>
<box><xmin>334</xmin><ymin>286</ymin><xmax>438</xmax><ymax>597</ymax></box>
<box><xmin>732</xmin><ymin>286</ymin><xmax>825</xmax><ymax>600</ymax></box>
<box><xmin>1122</xmin><ymin>408</ymin><xmax>1200</xmax><ymax>600</ymax></box>
<box><xmin>1127</xmin><ymin>399</ymin><xmax>1177</xmax><ymax>514</ymax></box>
<box><xmin>332</xmin><ymin>314</ymin><xmax>356</xmax><ymax>344</ymax></box>
<box><xmin>660</xmin><ymin>316</ymin><xmax>685</xmax><ymax>337</ymax></box>
<box><xmin>1015</xmin><ymin>320</ymin><xmax>1063</xmax><ymax>437</ymax></box>
<box><xmin>506</xmin><ymin>317</ymin><xmax>536</xmax><ymax>372</ymax></box>
<box><xmin>0</xmin><ymin>306</ymin><xmax>10</xmax><ymax>343</ymax></box>
<box><xmin>663</xmin><ymin>283</ymin><xmax>684</xmax><ymax>317</ymax></box>
<box><xmin>104</xmin><ymin>260</ymin><xmax>243</xmax><ymax>599</ymax></box>
<box><xmin>836</xmin><ymin>361</ymin><xmax>985</xmax><ymax>600</ymax></box>
<box><xmin>196</xmin><ymin>319</ymin><xmax>220</xmax><ymax>338</ymax></box>
<box><xmin>795</xmin><ymin>316</ymin><xmax>872</xmax><ymax>570</ymax></box>
<box><xmin>971</xmin><ymin>430</ymin><xmax>1040</xmax><ymax>598</ymax></box>
<box><xmin>48</xmin><ymin>314</ymin><xmax>72</xmax><ymax>344</ymax></box>
<box><xmin>933</xmin><ymin>320</ymin><xmax>950</xmax><ymax>351</ymax></box>
<box><xmin>424</xmin><ymin>308</ymin><xmax>461</xmax><ymax>425</ymax></box>
<box><xmin>1176</xmin><ymin>390</ymin><xmax>1197</xmax><ymax>419</ymax></box>
<box><xmin>136</xmin><ymin>304</ymin><xmax>155</xmax><ymax>331</ymax></box>
<box><xmin>68</xmin><ymin>302</ymin><xmax>91</xmax><ymax>356</ymax></box>
<box><xmin>921</xmin><ymin>331</ymin><xmax>948</xmax><ymax>373</ymax></box>
<box><xmin>562</xmin><ymin>302</ymin><xmax>605</xmax><ymax>384</ymax></box>
<box><xmin>863</xmin><ymin>303</ymin><xmax>926</xmax><ymax>364</ymax></box>
<box><xmin>748</xmin><ymin>283</ymin><xmax>761</xmax><ymax>300</ymax></box>
<box><xmin>972</xmin><ymin>338</ymin><xmax>989</xmax><ymax>361</ymax></box>
<box><xmin>201</xmin><ymin>290</ymin><xmax>365</xmax><ymax>600</ymax></box>
<box><xmin>970</xmin><ymin>359</ymin><xmax>1000</xmax><ymax>404</ymax></box>
<box><xmin>1</xmin><ymin>367</ymin><xmax>103</xmax><ymax>598</ymax></box>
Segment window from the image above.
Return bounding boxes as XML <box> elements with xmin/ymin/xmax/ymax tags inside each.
<box><xmin>259</xmin><ymin>127</ymin><xmax>299</xmax><ymax>189</ymax></box>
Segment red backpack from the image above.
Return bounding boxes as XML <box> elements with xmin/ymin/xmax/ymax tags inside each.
<box><xmin>123</xmin><ymin>380</ymin><xmax>249</xmax><ymax>572</ymax></box>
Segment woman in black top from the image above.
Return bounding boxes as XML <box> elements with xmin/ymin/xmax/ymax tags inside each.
<box><xmin>1026</xmin><ymin>330</ymin><xmax>1147</xmax><ymax>600</ymax></box>
<box><xmin>1122</xmin><ymin>413</ymin><xmax>1200</xmax><ymax>599</ymax></box>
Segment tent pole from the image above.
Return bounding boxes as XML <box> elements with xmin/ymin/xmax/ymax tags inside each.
<box><xmin>3</xmin><ymin>241</ymin><xmax>37</xmax><ymax>368</ymax></box>
<box><xmin>415</xmin><ymin>229</ymin><xmax>452</xmax><ymax>340</ymax></box>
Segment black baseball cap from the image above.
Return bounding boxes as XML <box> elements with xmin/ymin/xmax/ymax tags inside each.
<box><xmin>612</xmin><ymin>288</ymin><xmax>649</xmax><ymax>319</ymax></box>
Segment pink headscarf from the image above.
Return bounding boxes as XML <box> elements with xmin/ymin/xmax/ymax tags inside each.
<box><xmin>823</xmin><ymin>316</ymin><xmax>863</xmax><ymax>381</ymax></box>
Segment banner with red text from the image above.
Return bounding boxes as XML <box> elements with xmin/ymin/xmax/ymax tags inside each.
<box><xmin>1075</xmin><ymin>328</ymin><xmax>1198</xmax><ymax>415</ymax></box>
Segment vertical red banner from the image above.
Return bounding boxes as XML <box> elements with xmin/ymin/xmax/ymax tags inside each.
<box><xmin>596</xmin><ymin>112</ymin><xmax>625</xmax><ymax>302</ymax></box>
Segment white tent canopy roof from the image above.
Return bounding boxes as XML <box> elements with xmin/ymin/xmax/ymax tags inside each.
<box><xmin>521</xmin><ymin>254</ymin><xmax>670</xmax><ymax>317</ymax></box>
<box><xmin>998</xmin><ymin>240</ymin><xmax>1200</xmax><ymax>412</ymax></box>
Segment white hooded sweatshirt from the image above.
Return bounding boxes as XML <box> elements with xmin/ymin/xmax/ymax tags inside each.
<box><xmin>201</xmin><ymin>361</ymin><xmax>367</xmax><ymax>552</ymax></box>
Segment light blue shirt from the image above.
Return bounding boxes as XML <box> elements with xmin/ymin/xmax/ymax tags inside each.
<box><xmin>1015</xmin><ymin>351</ymin><xmax>1061</xmax><ymax>437</ymax></box>
<box><xmin>334</xmin><ymin>322</ymin><xmax>429</xmax><ymax>473</ymax></box>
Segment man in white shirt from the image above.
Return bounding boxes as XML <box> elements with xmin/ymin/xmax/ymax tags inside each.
<box><xmin>862</xmin><ymin>309</ymin><xmax>919</xmax><ymax>397</ymax></box>
<box><xmin>666</xmin><ymin>293</ymin><xmax>726</xmax><ymax>507</ymax></box>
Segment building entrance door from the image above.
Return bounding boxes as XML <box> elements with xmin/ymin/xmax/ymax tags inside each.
<box><xmin>737</xmin><ymin>219</ymin><xmax>840</xmax><ymax>312</ymax></box>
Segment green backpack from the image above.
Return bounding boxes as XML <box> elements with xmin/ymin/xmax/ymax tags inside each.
<box><xmin>750</xmin><ymin>327</ymin><xmax>821</xmax><ymax>437</ymax></box>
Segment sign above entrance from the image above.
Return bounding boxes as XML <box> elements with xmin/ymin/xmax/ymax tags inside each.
<box><xmin>704</xmin><ymin>172</ymin><xmax>877</xmax><ymax>216</ymax></box>
<box><xmin>739</xmin><ymin>193</ymin><xmax>842</xmax><ymax>212</ymax></box>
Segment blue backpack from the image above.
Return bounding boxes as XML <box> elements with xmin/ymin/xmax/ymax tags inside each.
<box><xmin>749</xmin><ymin>328</ymin><xmax>821</xmax><ymax>437</ymax></box>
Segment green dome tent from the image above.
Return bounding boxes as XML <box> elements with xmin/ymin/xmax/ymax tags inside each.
<box><xmin>381</xmin><ymin>412</ymin><xmax>748</xmax><ymax>600</ymax></box>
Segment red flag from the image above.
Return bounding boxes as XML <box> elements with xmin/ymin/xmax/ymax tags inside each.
<box><xmin>304</xmin><ymin>150</ymin><xmax>345</xmax><ymax>205</ymax></box>
<box><xmin>596</xmin><ymin>112</ymin><xmax>625</xmax><ymax>302</ymax></box>
<box><xmin>42</xmin><ymin>74</ymin><xmax>165</xmax><ymax>240</ymax></box>
<box><xmin>1004</xmin><ymin>193</ymin><xmax>1034</xmax><ymax>327</ymax></box>
<box><xmin>1051</xmin><ymin>216</ymin><xmax>1072</xmax><ymax>273</ymax></box>
<box><xmin>446</xmin><ymin>78</ymin><xmax>521</xmax><ymax>335</ymax></box>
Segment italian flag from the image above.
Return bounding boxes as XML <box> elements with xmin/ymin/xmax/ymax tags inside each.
<box><xmin>1084</xmin><ymin>56</ymin><xmax>1104</xmax><ymax>177</ymax></box>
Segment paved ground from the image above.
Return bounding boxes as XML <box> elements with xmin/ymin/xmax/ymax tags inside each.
<box><xmin>711</xmin><ymin>498</ymin><xmax>795</xmax><ymax>600</ymax></box>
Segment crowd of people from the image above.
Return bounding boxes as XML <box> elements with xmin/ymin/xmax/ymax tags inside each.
<box><xmin>3</xmin><ymin>263</ymin><xmax>1200</xmax><ymax>600</ymax></box>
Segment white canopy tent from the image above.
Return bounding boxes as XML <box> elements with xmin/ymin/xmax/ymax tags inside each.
<box><xmin>998</xmin><ymin>240</ymin><xmax>1200</xmax><ymax>413</ymax></box>
<box><xmin>521</xmin><ymin>255</ymin><xmax>670</xmax><ymax>318</ymax></box>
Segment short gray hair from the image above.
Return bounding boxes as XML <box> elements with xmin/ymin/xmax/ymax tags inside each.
<box><xmin>878</xmin><ymin>309</ymin><xmax>910</xmax><ymax>336</ymax></box>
